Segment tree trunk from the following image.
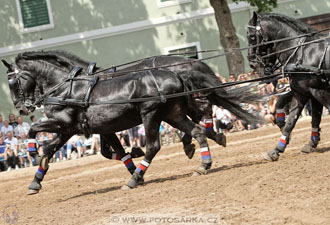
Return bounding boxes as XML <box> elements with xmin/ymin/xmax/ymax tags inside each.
<box><xmin>210</xmin><ymin>0</ymin><xmax>245</xmax><ymax>76</ymax></box>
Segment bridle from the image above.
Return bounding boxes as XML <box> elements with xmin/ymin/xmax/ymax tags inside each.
<box><xmin>247</xmin><ymin>22</ymin><xmax>278</xmax><ymax>73</ymax></box>
<box><xmin>7</xmin><ymin>64</ymin><xmax>36</xmax><ymax>109</ymax></box>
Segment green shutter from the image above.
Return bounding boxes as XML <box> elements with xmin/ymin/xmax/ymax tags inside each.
<box><xmin>169</xmin><ymin>46</ymin><xmax>198</xmax><ymax>59</ymax></box>
<box><xmin>20</xmin><ymin>0</ymin><xmax>50</xmax><ymax>28</ymax></box>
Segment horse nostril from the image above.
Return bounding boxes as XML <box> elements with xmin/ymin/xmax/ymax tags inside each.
<box><xmin>249</xmin><ymin>63</ymin><xmax>256</xmax><ymax>69</ymax></box>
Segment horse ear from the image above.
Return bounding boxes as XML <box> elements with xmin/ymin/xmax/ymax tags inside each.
<box><xmin>1</xmin><ymin>59</ymin><xmax>11</xmax><ymax>70</ymax></box>
<box><xmin>252</xmin><ymin>11</ymin><xmax>258</xmax><ymax>25</ymax></box>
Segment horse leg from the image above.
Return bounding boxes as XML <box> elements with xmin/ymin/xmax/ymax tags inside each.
<box><xmin>167</xmin><ymin>116</ymin><xmax>211</xmax><ymax>176</ymax></box>
<box><xmin>265</xmin><ymin>95</ymin><xmax>308</xmax><ymax>161</ymax></box>
<box><xmin>100</xmin><ymin>134</ymin><xmax>137</xmax><ymax>175</ymax></box>
<box><xmin>203</xmin><ymin>115</ymin><xmax>226</xmax><ymax>147</ymax></box>
<box><xmin>275</xmin><ymin>91</ymin><xmax>293</xmax><ymax>130</ymax></box>
<box><xmin>301</xmin><ymin>99</ymin><xmax>322</xmax><ymax>153</ymax></box>
<box><xmin>125</xmin><ymin>118</ymin><xmax>161</xmax><ymax>189</ymax></box>
<box><xmin>182</xmin><ymin>115</ymin><xmax>226</xmax><ymax>159</ymax></box>
<box><xmin>27</xmin><ymin>134</ymin><xmax>71</xmax><ymax>195</ymax></box>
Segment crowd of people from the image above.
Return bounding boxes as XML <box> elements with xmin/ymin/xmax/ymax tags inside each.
<box><xmin>1</xmin><ymin>69</ymin><xmax>324</xmax><ymax>173</ymax></box>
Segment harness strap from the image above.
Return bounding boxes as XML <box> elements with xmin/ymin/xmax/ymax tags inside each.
<box><xmin>324</xmin><ymin>38</ymin><xmax>330</xmax><ymax>70</ymax></box>
<box><xmin>147</xmin><ymin>70</ymin><xmax>167</xmax><ymax>103</ymax></box>
<box><xmin>87</xmin><ymin>62</ymin><xmax>96</xmax><ymax>75</ymax></box>
<box><xmin>296</xmin><ymin>37</ymin><xmax>307</xmax><ymax>65</ymax></box>
<box><xmin>67</xmin><ymin>66</ymin><xmax>83</xmax><ymax>98</ymax></box>
<box><xmin>84</xmin><ymin>76</ymin><xmax>99</xmax><ymax>103</ymax></box>
<box><xmin>281</xmin><ymin>37</ymin><xmax>306</xmax><ymax>77</ymax></box>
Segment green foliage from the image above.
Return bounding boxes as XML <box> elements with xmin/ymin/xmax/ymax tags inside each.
<box><xmin>232</xmin><ymin>0</ymin><xmax>277</xmax><ymax>12</ymax></box>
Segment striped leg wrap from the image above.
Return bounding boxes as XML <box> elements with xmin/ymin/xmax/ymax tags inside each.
<box><xmin>204</xmin><ymin>119</ymin><xmax>213</xmax><ymax>132</ymax></box>
<box><xmin>28</xmin><ymin>139</ymin><xmax>37</xmax><ymax>152</ymax></box>
<box><xmin>121</xmin><ymin>154</ymin><xmax>134</xmax><ymax>170</ymax></box>
<box><xmin>311</xmin><ymin>128</ymin><xmax>320</xmax><ymax>142</ymax></box>
<box><xmin>37</xmin><ymin>166</ymin><xmax>46</xmax><ymax>175</ymax></box>
<box><xmin>111</xmin><ymin>153</ymin><xmax>120</xmax><ymax>160</ymax></box>
<box><xmin>277</xmin><ymin>135</ymin><xmax>287</xmax><ymax>151</ymax></box>
<box><xmin>135</xmin><ymin>160</ymin><xmax>150</xmax><ymax>174</ymax></box>
<box><xmin>276</xmin><ymin>109</ymin><xmax>285</xmax><ymax>122</ymax></box>
<box><xmin>36</xmin><ymin>155</ymin><xmax>49</xmax><ymax>179</ymax></box>
<box><xmin>200</xmin><ymin>146</ymin><xmax>211</xmax><ymax>161</ymax></box>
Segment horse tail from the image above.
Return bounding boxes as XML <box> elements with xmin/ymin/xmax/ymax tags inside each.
<box><xmin>179</xmin><ymin>70</ymin><xmax>264</xmax><ymax>124</ymax></box>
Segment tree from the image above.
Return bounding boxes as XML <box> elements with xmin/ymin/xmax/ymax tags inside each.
<box><xmin>209</xmin><ymin>0</ymin><xmax>277</xmax><ymax>76</ymax></box>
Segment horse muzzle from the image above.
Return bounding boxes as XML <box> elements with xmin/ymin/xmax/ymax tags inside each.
<box><xmin>18</xmin><ymin>105</ymin><xmax>30</xmax><ymax>115</ymax></box>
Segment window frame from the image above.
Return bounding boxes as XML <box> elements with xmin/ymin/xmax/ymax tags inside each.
<box><xmin>157</xmin><ymin>0</ymin><xmax>192</xmax><ymax>8</ymax></box>
<box><xmin>16</xmin><ymin>0</ymin><xmax>54</xmax><ymax>33</ymax></box>
<box><xmin>164</xmin><ymin>42</ymin><xmax>202</xmax><ymax>59</ymax></box>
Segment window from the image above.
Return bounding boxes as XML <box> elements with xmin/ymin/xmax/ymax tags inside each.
<box><xmin>164</xmin><ymin>42</ymin><xmax>202</xmax><ymax>59</ymax></box>
<box><xmin>16</xmin><ymin>0</ymin><xmax>54</xmax><ymax>33</ymax></box>
<box><xmin>157</xmin><ymin>0</ymin><xmax>192</xmax><ymax>8</ymax></box>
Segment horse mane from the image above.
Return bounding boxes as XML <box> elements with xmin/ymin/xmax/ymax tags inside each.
<box><xmin>15</xmin><ymin>50</ymin><xmax>90</xmax><ymax>68</ymax></box>
<box><xmin>259</xmin><ymin>13</ymin><xmax>319</xmax><ymax>34</ymax></box>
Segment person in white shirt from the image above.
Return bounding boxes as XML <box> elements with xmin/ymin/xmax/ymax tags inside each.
<box><xmin>213</xmin><ymin>106</ymin><xmax>234</xmax><ymax>133</ymax></box>
<box><xmin>1</xmin><ymin>120</ymin><xmax>13</xmax><ymax>138</ymax></box>
<box><xmin>4</xmin><ymin>131</ymin><xmax>20</xmax><ymax>169</ymax></box>
<box><xmin>14</xmin><ymin>116</ymin><xmax>30</xmax><ymax>137</ymax></box>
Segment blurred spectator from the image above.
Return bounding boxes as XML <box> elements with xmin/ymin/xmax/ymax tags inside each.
<box><xmin>0</xmin><ymin>114</ymin><xmax>3</xmax><ymax>129</ymax></box>
<box><xmin>9</xmin><ymin>113</ymin><xmax>18</xmax><ymax>130</ymax></box>
<box><xmin>213</xmin><ymin>106</ymin><xmax>234</xmax><ymax>134</ymax></box>
<box><xmin>116</xmin><ymin>131</ymin><xmax>130</xmax><ymax>148</ymax></box>
<box><xmin>159</xmin><ymin>122</ymin><xmax>172</xmax><ymax>145</ymax></box>
<box><xmin>138</xmin><ymin>125</ymin><xmax>146</xmax><ymax>147</ymax></box>
<box><xmin>1</xmin><ymin>120</ymin><xmax>13</xmax><ymax>138</ymax></box>
<box><xmin>67</xmin><ymin>135</ymin><xmax>84</xmax><ymax>160</ymax></box>
<box><xmin>128</xmin><ymin>126</ymin><xmax>140</xmax><ymax>148</ymax></box>
<box><xmin>30</xmin><ymin>115</ymin><xmax>38</xmax><ymax>125</ymax></box>
<box><xmin>25</xmin><ymin>133</ymin><xmax>39</xmax><ymax>166</ymax></box>
<box><xmin>263</xmin><ymin>95</ymin><xmax>278</xmax><ymax>125</ymax></box>
<box><xmin>90</xmin><ymin>134</ymin><xmax>100</xmax><ymax>154</ymax></box>
<box><xmin>17</xmin><ymin>133</ymin><xmax>28</xmax><ymax>167</ymax></box>
<box><xmin>215</xmin><ymin>72</ymin><xmax>227</xmax><ymax>83</ymax></box>
<box><xmin>0</xmin><ymin>135</ymin><xmax>7</xmax><ymax>172</ymax></box>
<box><xmin>229</xmin><ymin>74</ymin><xmax>236</xmax><ymax>82</ymax></box>
<box><xmin>14</xmin><ymin>116</ymin><xmax>30</xmax><ymax>137</ymax></box>
<box><xmin>4</xmin><ymin>131</ymin><xmax>19</xmax><ymax>170</ymax></box>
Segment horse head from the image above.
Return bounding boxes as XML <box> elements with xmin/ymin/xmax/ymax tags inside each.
<box><xmin>247</xmin><ymin>12</ymin><xmax>277</xmax><ymax>77</ymax></box>
<box><xmin>1</xmin><ymin>59</ymin><xmax>37</xmax><ymax>115</ymax></box>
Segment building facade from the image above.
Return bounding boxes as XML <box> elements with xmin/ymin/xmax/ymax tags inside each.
<box><xmin>0</xmin><ymin>0</ymin><xmax>329</xmax><ymax>116</ymax></box>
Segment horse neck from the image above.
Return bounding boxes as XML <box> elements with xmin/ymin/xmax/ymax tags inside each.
<box><xmin>264</xmin><ymin>21</ymin><xmax>304</xmax><ymax>64</ymax></box>
<box><xmin>32</xmin><ymin>61</ymin><xmax>69</xmax><ymax>92</ymax></box>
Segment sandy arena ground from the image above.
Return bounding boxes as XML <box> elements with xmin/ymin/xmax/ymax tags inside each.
<box><xmin>1</xmin><ymin>116</ymin><xmax>330</xmax><ymax>225</ymax></box>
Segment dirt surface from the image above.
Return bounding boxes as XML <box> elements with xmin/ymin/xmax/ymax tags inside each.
<box><xmin>1</xmin><ymin>116</ymin><xmax>330</xmax><ymax>225</ymax></box>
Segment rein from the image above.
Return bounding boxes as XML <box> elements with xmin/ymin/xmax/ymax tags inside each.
<box><xmin>92</xmin><ymin>26</ymin><xmax>330</xmax><ymax>76</ymax></box>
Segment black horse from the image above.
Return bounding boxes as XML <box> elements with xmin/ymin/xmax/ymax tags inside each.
<box><xmin>247</xmin><ymin>12</ymin><xmax>330</xmax><ymax>161</ymax></box>
<box><xmin>2</xmin><ymin>51</ymin><xmax>261</xmax><ymax>194</ymax></box>
<box><xmin>24</xmin><ymin>52</ymin><xmax>228</xmax><ymax>161</ymax></box>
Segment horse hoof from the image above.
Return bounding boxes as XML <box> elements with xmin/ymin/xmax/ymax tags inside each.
<box><xmin>27</xmin><ymin>189</ymin><xmax>39</xmax><ymax>195</ymax></box>
<box><xmin>137</xmin><ymin>178</ymin><xmax>145</xmax><ymax>186</ymax></box>
<box><xmin>215</xmin><ymin>134</ymin><xmax>226</xmax><ymax>147</ymax></box>
<box><xmin>193</xmin><ymin>166</ymin><xmax>208</xmax><ymax>176</ymax></box>
<box><xmin>121</xmin><ymin>185</ymin><xmax>132</xmax><ymax>190</ymax></box>
<box><xmin>184</xmin><ymin>144</ymin><xmax>196</xmax><ymax>159</ymax></box>
<box><xmin>192</xmin><ymin>171</ymin><xmax>202</xmax><ymax>176</ymax></box>
<box><xmin>264</xmin><ymin>149</ymin><xmax>279</xmax><ymax>161</ymax></box>
<box><xmin>301</xmin><ymin>144</ymin><xmax>312</xmax><ymax>154</ymax></box>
